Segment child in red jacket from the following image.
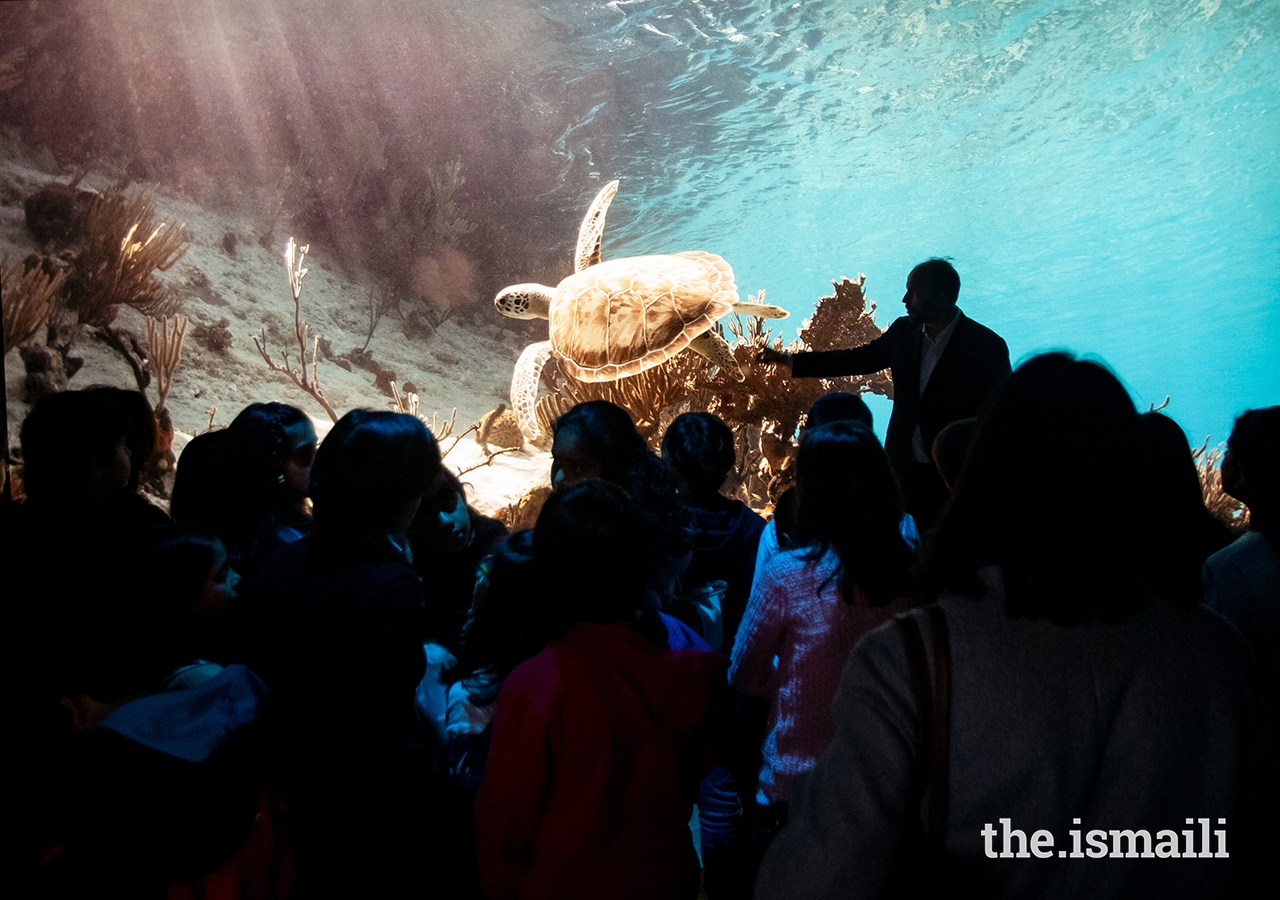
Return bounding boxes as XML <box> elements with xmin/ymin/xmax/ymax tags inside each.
<box><xmin>476</xmin><ymin>480</ymin><xmax>727</xmax><ymax>900</ymax></box>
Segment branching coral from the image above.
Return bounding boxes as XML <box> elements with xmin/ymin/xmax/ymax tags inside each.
<box><xmin>1194</xmin><ymin>440</ymin><xmax>1250</xmax><ymax>535</ymax></box>
<box><xmin>2</xmin><ymin>256</ymin><xmax>66</xmax><ymax>354</ymax></box>
<box><xmin>796</xmin><ymin>276</ymin><xmax>894</xmax><ymax>399</ymax></box>
<box><xmin>145</xmin><ymin>314</ymin><xmax>187</xmax><ymax>414</ymax></box>
<box><xmin>68</xmin><ymin>185</ymin><xmax>188</xmax><ymax>327</ymax></box>
<box><xmin>253</xmin><ymin>238</ymin><xmax>339</xmax><ymax>423</ymax></box>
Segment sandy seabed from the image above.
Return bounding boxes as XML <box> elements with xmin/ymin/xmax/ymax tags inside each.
<box><xmin>1</xmin><ymin>138</ymin><xmax>552</xmax><ymax>515</ymax></box>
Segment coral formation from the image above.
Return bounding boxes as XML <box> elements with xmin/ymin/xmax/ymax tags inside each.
<box><xmin>192</xmin><ymin>317</ymin><xmax>234</xmax><ymax>353</ymax></box>
<box><xmin>23</xmin><ymin>178</ymin><xmax>94</xmax><ymax>245</ymax></box>
<box><xmin>145</xmin><ymin>314</ymin><xmax>187</xmax><ymax>415</ymax></box>
<box><xmin>253</xmin><ymin>238</ymin><xmax>339</xmax><ymax>423</ymax></box>
<box><xmin>492</xmin><ymin>484</ymin><xmax>552</xmax><ymax>532</ymax></box>
<box><xmin>521</xmin><ymin>280</ymin><xmax>892</xmax><ymax>509</ymax></box>
<box><xmin>1195</xmin><ymin>440</ymin><xmax>1250</xmax><ymax>535</ymax></box>
<box><xmin>476</xmin><ymin>404</ymin><xmax>525</xmax><ymax>455</ymax></box>
<box><xmin>1</xmin><ymin>256</ymin><xmax>66</xmax><ymax>354</ymax></box>
<box><xmin>66</xmin><ymin>184</ymin><xmax>188</xmax><ymax>327</ymax></box>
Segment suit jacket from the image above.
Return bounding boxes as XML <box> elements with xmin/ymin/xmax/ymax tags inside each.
<box><xmin>791</xmin><ymin>312</ymin><xmax>1010</xmax><ymax>469</ymax></box>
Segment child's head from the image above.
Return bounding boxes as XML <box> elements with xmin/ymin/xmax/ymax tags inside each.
<box><xmin>310</xmin><ymin>410</ymin><xmax>442</xmax><ymax>537</ymax></box>
<box><xmin>550</xmin><ymin>400</ymin><xmax>648</xmax><ymax>489</ymax></box>
<box><xmin>411</xmin><ymin>468</ymin><xmax>473</xmax><ymax>553</ymax></box>
<box><xmin>661</xmin><ymin>412</ymin><xmax>736</xmax><ymax>501</ymax></box>
<box><xmin>534</xmin><ymin>480</ymin><xmax>650</xmax><ymax>629</ymax></box>
<box><xmin>1223</xmin><ymin>406</ymin><xmax>1280</xmax><ymax>520</ymax></box>
<box><xmin>228</xmin><ymin>402</ymin><xmax>317</xmax><ymax>501</ymax></box>
<box><xmin>146</xmin><ymin>527</ymin><xmax>241</xmax><ymax>623</ymax></box>
<box><xmin>805</xmin><ymin>391</ymin><xmax>873</xmax><ymax>433</ymax></box>
<box><xmin>21</xmin><ymin>389</ymin><xmax>135</xmax><ymax>506</ymax></box>
<box><xmin>795</xmin><ymin>421</ymin><xmax>912</xmax><ymax>604</ymax></box>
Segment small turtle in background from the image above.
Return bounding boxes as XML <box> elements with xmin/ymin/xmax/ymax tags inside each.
<box><xmin>494</xmin><ymin>179</ymin><xmax>788</xmax><ymax>447</ymax></box>
<box><xmin>475</xmin><ymin>403</ymin><xmax>524</xmax><ymax>456</ymax></box>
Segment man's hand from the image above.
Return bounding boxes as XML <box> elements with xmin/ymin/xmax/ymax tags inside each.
<box><xmin>758</xmin><ymin>347</ymin><xmax>794</xmax><ymax>372</ymax></box>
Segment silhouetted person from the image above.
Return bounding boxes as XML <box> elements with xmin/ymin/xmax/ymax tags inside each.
<box><xmin>767</xmin><ymin>391</ymin><xmax>874</xmax><ymax>555</ymax></box>
<box><xmin>761</xmin><ymin>258</ymin><xmax>1009</xmax><ymax>529</ymax></box>
<box><xmin>733</xmin><ymin>420</ymin><xmax>915</xmax><ymax>897</ymax></box>
<box><xmin>1203</xmin><ymin>406</ymin><xmax>1280</xmax><ymax>737</ymax></box>
<box><xmin>1138</xmin><ymin>412</ymin><xmax>1233</xmax><ymax>605</ymax></box>
<box><xmin>661</xmin><ymin>411</ymin><xmax>766</xmax><ymax>654</ymax></box>
<box><xmin>409</xmin><ymin>468</ymin><xmax>508</xmax><ymax>651</ymax></box>
<box><xmin>475</xmin><ymin>480</ymin><xmax>726</xmax><ymax>900</ymax></box>
<box><xmin>170</xmin><ymin>428</ymin><xmax>235</xmax><ymax>529</ymax></box>
<box><xmin>436</xmin><ymin>530</ymin><xmax>541</xmax><ymax>900</ymax></box>
<box><xmin>247</xmin><ymin>410</ymin><xmax>443</xmax><ymax>898</ymax></box>
<box><xmin>551</xmin><ymin>400</ymin><xmax>691</xmax><ymax>610</ymax></box>
<box><xmin>33</xmin><ymin>578</ymin><xmax>279</xmax><ymax>898</ymax></box>
<box><xmin>223</xmin><ymin>402</ymin><xmax>316</xmax><ymax>581</ymax></box>
<box><xmin>755</xmin><ymin>353</ymin><xmax>1270</xmax><ymax>900</ymax></box>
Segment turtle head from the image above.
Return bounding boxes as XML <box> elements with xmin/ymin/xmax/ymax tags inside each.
<box><xmin>494</xmin><ymin>284</ymin><xmax>553</xmax><ymax>320</ymax></box>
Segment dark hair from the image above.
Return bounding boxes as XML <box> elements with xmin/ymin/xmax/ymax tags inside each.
<box><xmin>20</xmin><ymin>389</ymin><xmax>132</xmax><ymax>503</ymax></box>
<box><xmin>806</xmin><ymin>391</ymin><xmax>873</xmax><ymax>431</ymax></box>
<box><xmin>922</xmin><ymin>353</ymin><xmax>1146</xmax><ymax>623</ymax></box>
<box><xmin>84</xmin><ymin>386</ymin><xmax>157</xmax><ymax>490</ymax></box>
<box><xmin>533</xmin><ymin>480</ymin><xmax>651</xmax><ymax>631</ymax></box>
<box><xmin>170</xmin><ymin>429</ymin><xmax>235</xmax><ymax>529</ymax></box>
<box><xmin>932</xmin><ymin>418</ymin><xmax>978</xmax><ymax>490</ymax></box>
<box><xmin>441</xmin><ymin>530</ymin><xmax>543</xmax><ymax>704</ymax></box>
<box><xmin>1137</xmin><ymin>412</ymin><xmax>1233</xmax><ymax>607</ymax></box>
<box><xmin>1225</xmin><ymin>406</ymin><xmax>1280</xmax><ymax>540</ymax></box>
<box><xmin>909</xmin><ymin>258</ymin><xmax>961</xmax><ymax>307</ymax></box>
<box><xmin>229</xmin><ymin>402</ymin><xmax>310</xmax><ymax>490</ymax></box>
<box><xmin>661</xmin><ymin>412</ymin><xmax>736</xmax><ymax>497</ymax></box>
<box><xmin>1226</xmin><ymin>406</ymin><xmax>1280</xmax><ymax>509</ymax></box>
<box><xmin>144</xmin><ymin>526</ymin><xmax>227</xmax><ymax>615</ymax></box>
<box><xmin>553</xmin><ymin>400</ymin><xmax>651</xmax><ymax>485</ymax></box>
<box><xmin>411</xmin><ymin>467</ymin><xmax>475</xmax><ymax>539</ymax></box>
<box><xmin>310</xmin><ymin>410</ymin><xmax>441</xmax><ymax>536</ymax></box>
<box><xmin>553</xmin><ymin>399</ymin><xmax>689</xmax><ymax>563</ymax></box>
<box><xmin>794</xmin><ymin>422</ymin><xmax>914</xmax><ymax>605</ymax></box>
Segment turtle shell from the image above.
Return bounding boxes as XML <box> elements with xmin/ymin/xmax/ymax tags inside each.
<box><xmin>548</xmin><ymin>251</ymin><xmax>737</xmax><ymax>382</ymax></box>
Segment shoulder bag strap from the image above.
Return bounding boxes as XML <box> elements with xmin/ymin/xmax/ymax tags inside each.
<box><xmin>895</xmin><ymin>612</ymin><xmax>933</xmax><ymax>795</ymax></box>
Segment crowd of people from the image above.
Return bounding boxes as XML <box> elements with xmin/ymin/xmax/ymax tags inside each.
<box><xmin>7</xmin><ymin>260</ymin><xmax>1277</xmax><ymax>900</ymax></box>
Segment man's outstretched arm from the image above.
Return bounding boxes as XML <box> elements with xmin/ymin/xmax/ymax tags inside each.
<box><xmin>758</xmin><ymin>322</ymin><xmax>897</xmax><ymax>379</ymax></box>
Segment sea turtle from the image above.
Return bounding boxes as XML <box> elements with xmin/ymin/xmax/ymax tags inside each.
<box><xmin>495</xmin><ymin>179</ymin><xmax>788</xmax><ymax>446</ymax></box>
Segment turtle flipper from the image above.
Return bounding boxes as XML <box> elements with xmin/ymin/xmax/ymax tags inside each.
<box><xmin>574</xmin><ymin>180</ymin><xmax>620</xmax><ymax>273</ymax></box>
<box><xmin>732</xmin><ymin>302</ymin><xmax>789</xmax><ymax>319</ymax></box>
<box><xmin>511</xmin><ymin>341</ymin><xmax>555</xmax><ymax>448</ymax></box>
<box><xmin>688</xmin><ymin>331</ymin><xmax>744</xmax><ymax>381</ymax></box>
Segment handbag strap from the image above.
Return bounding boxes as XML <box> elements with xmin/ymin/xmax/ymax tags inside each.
<box><xmin>895</xmin><ymin>605</ymin><xmax>951</xmax><ymax>843</ymax></box>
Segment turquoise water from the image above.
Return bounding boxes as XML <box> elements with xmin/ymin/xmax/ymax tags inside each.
<box><xmin>535</xmin><ymin>0</ymin><xmax>1279</xmax><ymax>445</ymax></box>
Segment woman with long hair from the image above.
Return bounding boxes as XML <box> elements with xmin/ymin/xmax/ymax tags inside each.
<box><xmin>730</xmin><ymin>421</ymin><xmax>915</xmax><ymax>809</ymax></box>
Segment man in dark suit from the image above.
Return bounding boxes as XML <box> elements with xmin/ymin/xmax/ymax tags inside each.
<box><xmin>760</xmin><ymin>258</ymin><xmax>1010</xmax><ymax>528</ymax></box>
